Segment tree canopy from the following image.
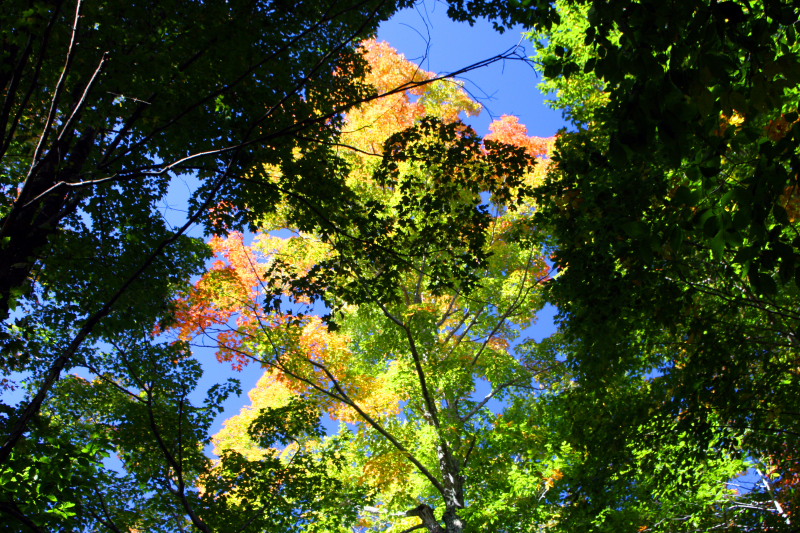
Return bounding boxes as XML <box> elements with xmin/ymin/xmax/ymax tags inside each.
<box><xmin>531</xmin><ymin>0</ymin><xmax>800</xmax><ymax>528</ymax></box>
<box><xmin>3</xmin><ymin>0</ymin><xmax>800</xmax><ymax>531</ymax></box>
<box><xmin>174</xmin><ymin>39</ymin><xmax>556</xmax><ymax>532</ymax></box>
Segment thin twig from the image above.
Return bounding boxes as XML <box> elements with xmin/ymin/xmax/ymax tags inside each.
<box><xmin>27</xmin><ymin>0</ymin><xmax>83</xmax><ymax>174</ymax></box>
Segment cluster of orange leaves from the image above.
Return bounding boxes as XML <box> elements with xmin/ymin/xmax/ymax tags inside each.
<box><xmin>485</xmin><ymin>115</ymin><xmax>555</xmax><ymax>158</ymax></box>
<box><xmin>780</xmin><ymin>182</ymin><xmax>800</xmax><ymax>222</ymax></box>
<box><xmin>174</xmin><ymin>233</ymin><xmax>404</xmax><ymax>421</ymax></box>
<box><xmin>171</xmin><ymin>233</ymin><xmax>268</xmax><ymax>369</ymax></box>
<box><xmin>208</xmin><ymin>200</ymin><xmax>238</xmax><ymax>230</ymax></box>
<box><xmin>342</xmin><ymin>40</ymin><xmax>432</xmax><ymax>160</ymax></box>
<box><xmin>543</xmin><ymin>468</ymin><xmax>564</xmax><ymax>489</ymax></box>
<box><xmin>765</xmin><ymin>113</ymin><xmax>799</xmax><ymax>142</ymax></box>
<box><xmin>485</xmin><ymin>115</ymin><xmax>556</xmax><ymax>186</ymax></box>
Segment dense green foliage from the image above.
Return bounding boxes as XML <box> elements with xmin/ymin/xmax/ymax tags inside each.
<box><xmin>180</xmin><ymin>113</ymin><xmax>551</xmax><ymax>532</ymax></box>
<box><xmin>532</xmin><ymin>0</ymin><xmax>800</xmax><ymax>528</ymax></box>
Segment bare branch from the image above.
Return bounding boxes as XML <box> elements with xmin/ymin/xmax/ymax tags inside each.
<box><xmin>27</xmin><ymin>0</ymin><xmax>83</xmax><ymax>174</ymax></box>
<box><xmin>56</xmin><ymin>52</ymin><xmax>109</xmax><ymax>147</ymax></box>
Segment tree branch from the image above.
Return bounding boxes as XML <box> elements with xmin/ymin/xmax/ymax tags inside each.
<box><xmin>27</xmin><ymin>0</ymin><xmax>83</xmax><ymax>175</ymax></box>
<box><xmin>145</xmin><ymin>392</ymin><xmax>212</xmax><ymax>533</ymax></box>
<box><xmin>377</xmin><ymin>302</ymin><xmax>442</xmax><ymax>430</ymax></box>
<box><xmin>0</xmin><ymin>0</ymin><xmax>64</xmax><ymax>162</ymax></box>
<box><xmin>0</xmin><ymin>163</ymin><xmax>235</xmax><ymax>467</ymax></box>
<box><xmin>406</xmin><ymin>504</ymin><xmax>445</xmax><ymax>533</ymax></box>
<box><xmin>469</xmin><ymin>248</ymin><xmax>544</xmax><ymax>368</ymax></box>
<box><xmin>304</xmin><ymin>358</ymin><xmax>448</xmax><ymax>498</ymax></box>
<box><xmin>460</xmin><ymin>376</ymin><xmax>529</xmax><ymax>423</ymax></box>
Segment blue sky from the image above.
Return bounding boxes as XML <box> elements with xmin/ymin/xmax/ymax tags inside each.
<box><xmin>378</xmin><ymin>1</ymin><xmax>564</xmax><ymax>139</ymax></box>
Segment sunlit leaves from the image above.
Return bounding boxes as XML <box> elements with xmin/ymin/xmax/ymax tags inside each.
<box><xmin>172</xmin><ymin>39</ymin><xmax>558</xmax><ymax>532</ymax></box>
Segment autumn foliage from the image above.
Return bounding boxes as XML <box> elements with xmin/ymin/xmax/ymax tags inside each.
<box><xmin>173</xmin><ymin>40</ymin><xmax>555</xmax><ymax>532</ymax></box>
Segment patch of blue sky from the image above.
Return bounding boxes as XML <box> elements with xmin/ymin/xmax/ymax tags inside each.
<box><xmin>377</xmin><ymin>0</ymin><xmax>564</xmax><ymax>139</ymax></box>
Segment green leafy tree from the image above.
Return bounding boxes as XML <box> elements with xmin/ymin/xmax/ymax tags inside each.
<box><xmin>14</xmin><ymin>335</ymin><xmax>360</xmax><ymax>532</ymax></box>
<box><xmin>178</xmin><ymin>32</ymin><xmax>760</xmax><ymax>532</ymax></box>
<box><xmin>1</xmin><ymin>0</ymin><xmax>401</xmax><ymax>474</ymax></box>
<box><xmin>529</xmin><ymin>0</ymin><xmax>800</xmax><ymax>528</ymax></box>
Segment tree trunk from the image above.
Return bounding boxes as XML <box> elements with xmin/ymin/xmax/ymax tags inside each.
<box><xmin>443</xmin><ymin>507</ymin><xmax>465</xmax><ymax>533</ymax></box>
<box><xmin>407</xmin><ymin>504</ymin><xmax>445</xmax><ymax>533</ymax></box>
<box><xmin>0</xmin><ymin>129</ymin><xmax>93</xmax><ymax>320</ymax></box>
<box><xmin>438</xmin><ymin>442</ymin><xmax>465</xmax><ymax>533</ymax></box>
<box><xmin>406</xmin><ymin>441</ymin><xmax>467</xmax><ymax>533</ymax></box>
